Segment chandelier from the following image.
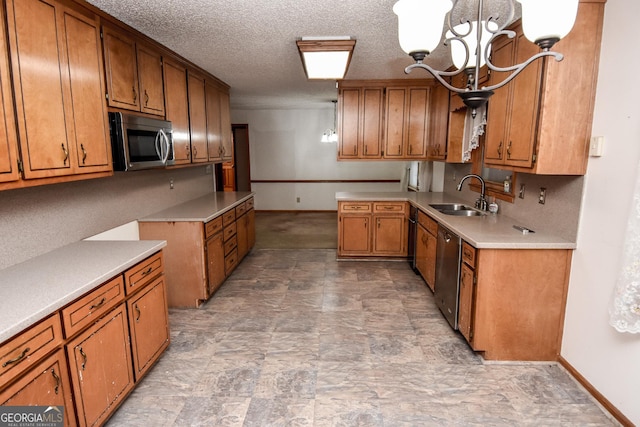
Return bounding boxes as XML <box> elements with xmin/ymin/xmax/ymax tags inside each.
<box><xmin>393</xmin><ymin>0</ymin><xmax>579</xmax><ymax>114</ymax></box>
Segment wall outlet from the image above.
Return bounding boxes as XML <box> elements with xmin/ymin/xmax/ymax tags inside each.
<box><xmin>169</xmin><ymin>178</ymin><xmax>174</xmax><ymax>190</ymax></box>
<box><xmin>296</xmin><ymin>197</ymin><xmax>300</xmax><ymax>203</ymax></box>
<box><xmin>519</xmin><ymin>183</ymin><xmax>525</xmax><ymax>199</ymax></box>
<box><xmin>538</xmin><ymin>187</ymin><xmax>546</xmax><ymax>204</ymax></box>
<box><xmin>589</xmin><ymin>136</ymin><xmax>604</xmax><ymax>157</ymax></box>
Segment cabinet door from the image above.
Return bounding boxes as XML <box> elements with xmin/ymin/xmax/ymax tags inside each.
<box><xmin>137</xmin><ymin>44</ymin><xmax>165</xmax><ymax>115</ymax></box>
<box><xmin>458</xmin><ymin>263</ymin><xmax>475</xmax><ymax>344</ymax></box>
<box><xmin>7</xmin><ymin>0</ymin><xmax>72</xmax><ymax>178</ymax></box>
<box><xmin>63</xmin><ymin>8</ymin><xmax>111</xmax><ymax>173</ymax></box>
<box><xmin>416</xmin><ymin>225</ymin><xmax>436</xmax><ymax>291</ymax></box>
<box><xmin>0</xmin><ymin>350</ymin><xmax>76</xmax><ymax>427</ymax></box>
<box><xmin>484</xmin><ymin>38</ymin><xmax>513</xmax><ymax>165</ymax></box>
<box><xmin>373</xmin><ymin>215</ymin><xmax>406</xmax><ymax>255</ymax></box>
<box><xmin>0</xmin><ymin>3</ymin><xmax>19</xmax><ymax>184</ymax></box>
<box><xmin>246</xmin><ymin>208</ymin><xmax>256</xmax><ymax>251</ymax></box>
<box><xmin>163</xmin><ymin>59</ymin><xmax>191</xmax><ymax>164</ymax></box>
<box><xmin>127</xmin><ymin>276</ymin><xmax>169</xmax><ymax>380</ymax></box>
<box><xmin>504</xmin><ymin>32</ymin><xmax>541</xmax><ymax>168</ymax></box>
<box><xmin>187</xmin><ymin>72</ymin><xmax>209</xmax><ymax>162</ymax></box>
<box><xmin>338</xmin><ymin>214</ymin><xmax>370</xmax><ymax>256</ymax></box>
<box><xmin>405</xmin><ymin>87</ymin><xmax>429</xmax><ymax>158</ymax></box>
<box><xmin>219</xmin><ymin>90</ymin><xmax>233</xmax><ymax>161</ymax></box>
<box><xmin>102</xmin><ymin>26</ymin><xmax>139</xmax><ymax>110</ymax></box>
<box><xmin>67</xmin><ymin>304</ymin><xmax>134</xmax><ymax>427</ymax></box>
<box><xmin>428</xmin><ymin>84</ymin><xmax>449</xmax><ymax>160</ymax></box>
<box><xmin>205</xmin><ymin>81</ymin><xmax>223</xmax><ymax>162</ymax></box>
<box><xmin>384</xmin><ymin>88</ymin><xmax>406</xmax><ymax>158</ymax></box>
<box><xmin>338</xmin><ymin>88</ymin><xmax>360</xmax><ymax>158</ymax></box>
<box><xmin>206</xmin><ymin>231</ymin><xmax>226</xmax><ymax>296</ymax></box>
<box><xmin>236</xmin><ymin>212</ymin><xmax>249</xmax><ymax>260</ymax></box>
<box><xmin>361</xmin><ymin>88</ymin><xmax>383</xmax><ymax>158</ymax></box>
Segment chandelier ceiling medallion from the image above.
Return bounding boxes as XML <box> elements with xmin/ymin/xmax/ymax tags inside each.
<box><xmin>393</xmin><ymin>0</ymin><xmax>579</xmax><ymax>115</ymax></box>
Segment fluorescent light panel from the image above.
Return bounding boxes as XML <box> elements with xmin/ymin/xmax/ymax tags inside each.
<box><xmin>297</xmin><ymin>38</ymin><xmax>355</xmax><ymax>80</ymax></box>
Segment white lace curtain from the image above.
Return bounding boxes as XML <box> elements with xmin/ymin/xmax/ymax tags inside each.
<box><xmin>609</xmin><ymin>159</ymin><xmax>640</xmax><ymax>333</ymax></box>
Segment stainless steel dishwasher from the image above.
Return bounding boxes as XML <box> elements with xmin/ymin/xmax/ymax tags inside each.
<box><xmin>434</xmin><ymin>224</ymin><xmax>461</xmax><ymax>330</ymax></box>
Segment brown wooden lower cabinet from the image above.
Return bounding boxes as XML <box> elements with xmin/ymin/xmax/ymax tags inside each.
<box><xmin>338</xmin><ymin>201</ymin><xmax>408</xmax><ymax>258</ymax></box>
<box><xmin>457</xmin><ymin>243</ymin><xmax>572</xmax><ymax>361</ymax></box>
<box><xmin>139</xmin><ymin>197</ymin><xmax>256</xmax><ymax>308</ymax></box>
<box><xmin>0</xmin><ymin>250</ymin><xmax>169</xmax><ymax>427</ymax></box>
<box><xmin>0</xmin><ymin>349</ymin><xmax>76</xmax><ymax>427</ymax></box>
<box><xmin>415</xmin><ymin>210</ymin><xmax>437</xmax><ymax>291</ymax></box>
<box><xmin>66</xmin><ymin>304</ymin><xmax>134</xmax><ymax>427</ymax></box>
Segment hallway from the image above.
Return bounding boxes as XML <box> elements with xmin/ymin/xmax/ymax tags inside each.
<box><xmin>106</xmin><ymin>248</ymin><xmax>615</xmax><ymax>426</ymax></box>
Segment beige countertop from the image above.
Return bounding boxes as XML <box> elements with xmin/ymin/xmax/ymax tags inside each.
<box><xmin>139</xmin><ymin>191</ymin><xmax>254</xmax><ymax>223</ymax></box>
<box><xmin>0</xmin><ymin>240</ymin><xmax>166</xmax><ymax>344</ymax></box>
<box><xmin>336</xmin><ymin>191</ymin><xmax>576</xmax><ymax>250</ymax></box>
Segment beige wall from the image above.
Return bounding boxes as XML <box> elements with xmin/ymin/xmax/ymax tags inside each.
<box><xmin>0</xmin><ymin>166</ymin><xmax>214</xmax><ymax>270</ymax></box>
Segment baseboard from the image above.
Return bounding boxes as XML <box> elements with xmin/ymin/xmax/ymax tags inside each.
<box><xmin>256</xmin><ymin>210</ymin><xmax>337</xmax><ymax>213</ymax></box>
<box><xmin>558</xmin><ymin>355</ymin><xmax>633</xmax><ymax>427</ymax></box>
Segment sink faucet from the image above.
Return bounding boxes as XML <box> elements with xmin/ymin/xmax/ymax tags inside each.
<box><xmin>456</xmin><ymin>174</ymin><xmax>488</xmax><ymax>211</ymax></box>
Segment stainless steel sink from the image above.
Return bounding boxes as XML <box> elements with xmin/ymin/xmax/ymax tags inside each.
<box><xmin>429</xmin><ymin>203</ymin><xmax>486</xmax><ymax>217</ymax></box>
<box><xmin>439</xmin><ymin>209</ymin><xmax>485</xmax><ymax>217</ymax></box>
<box><xmin>429</xmin><ymin>203</ymin><xmax>473</xmax><ymax>211</ymax></box>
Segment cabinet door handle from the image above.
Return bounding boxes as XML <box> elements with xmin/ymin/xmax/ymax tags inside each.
<box><xmin>507</xmin><ymin>141</ymin><xmax>512</xmax><ymax>159</ymax></box>
<box><xmin>79</xmin><ymin>347</ymin><xmax>87</xmax><ymax>370</ymax></box>
<box><xmin>61</xmin><ymin>143</ymin><xmax>68</xmax><ymax>165</ymax></box>
<box><xmin>132</xmin><ymin>86</ymin><xmax>137</xmax><ymax>103</ymax></box>
<box><xmin>193</xmin><ymin>146</ymin><xmax>198</xmax><ymax>158</ymax></box>
<box><xmin>497</xmin><ymin>141</ymin><xmax>503</xmax><ymax>158</ymax></box>
<box><xmin>2</xmin><ymin>347</ymin><xmax>30</xmax><ymax>367</ymax></box>
<box><xmin>80</xmin><ymin>143</ymin><xmax>87</xmax><ymax>164</ymax></box>
<box><xmin>144</xmin><ymin>90</ymin><xmax>149</xmax><ymax>106</ymax></box>
<box><xmin>135</xmin><ymin>304</ymin><xmax>141</xmax><ymax>322</ymax></box>
<box><xmin>51</xmin><ymin>368</ymin><xmax>60</xmax><ymax>395</ymax></box>
<box><xmin>89</xmin><ymin>297</ymin><xmax>106</xmax><ymax>310</ymax></box>
<box><xmin>353</xmin><ymin>146</ymin><xmax>356</xmax><ymax>155</ymax></box>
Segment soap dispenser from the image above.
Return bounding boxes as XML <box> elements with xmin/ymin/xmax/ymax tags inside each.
<box><xmin>503</xmin><ymin>175</ymin><xmax>511</xmax><ymax>193</ymax></box>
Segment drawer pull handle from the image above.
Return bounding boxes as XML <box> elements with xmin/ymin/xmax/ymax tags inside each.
<box><xmin>135</xmin><ymin>304</ymin><xmax>141</xmax><ymax>322</ymax></box>
<box><xmin>2</xmin><ymin>347</ymin><xmax>30</xmax><ymax>367</ymax></box>
<box><xmin>464</xmin><ymin>249</ymin><xmax>472</xmax><ymax>259</ymax></box>
<box><xmin>141</xmin><ymin>266</ymin><xmax>153</xmax><ymax>276</ymax></box>
<box><xmin>51</xmin><ymin>368</ymin><xmax>60</xmax><ymax>394</ymax></box>
<box><xmin>79</xmin><ymin>347</ymin><xmax>87</xmax><ymax>370</ymax></box>
<box><xmin>89</xmin><ymin>297</ymin><xmax>106</xmax><ymax>310</ymax></box>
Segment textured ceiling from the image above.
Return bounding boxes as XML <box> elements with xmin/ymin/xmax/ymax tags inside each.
<box><xmin>86</xmin><ymin>0</ymin><xmax>517</xmax><ymax>110</ymax></box>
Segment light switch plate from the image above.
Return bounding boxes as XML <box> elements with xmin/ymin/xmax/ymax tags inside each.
<box><xmin>589</xmin><ymin>136</ymin><xmax>604</xmax><ymax>157</ymax></box>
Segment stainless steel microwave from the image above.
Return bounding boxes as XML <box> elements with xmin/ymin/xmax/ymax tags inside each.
<box><xmin>109</xmin><ymin>112</ymin><xmax>174</xmax><ymax>171</ymax></box>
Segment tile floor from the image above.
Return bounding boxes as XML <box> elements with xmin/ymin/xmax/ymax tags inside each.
<box><xmin>106</xmin><ymin>249</ymin><xmax>617</xmax><ymax>426</ymax></box>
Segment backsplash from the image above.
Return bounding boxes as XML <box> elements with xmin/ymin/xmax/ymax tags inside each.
<box><xmin>443</xmin><ymin>163</ymin><xmax>584</xmax><ymax>242</ymax></box>
<box><xmin>0</xmin><ymin>166</ymin><xmax>214</xmax><ymax>270</ymax></box>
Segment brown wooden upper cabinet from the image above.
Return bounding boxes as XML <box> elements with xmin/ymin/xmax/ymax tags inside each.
<box><xmin>337</xmin><ymin>86</ymin><xmax>384</xmax><ymax>159</ymax></box>
<box><xmin>103</xmin><ymin>25</ymin><xmax>165</xmax><ymax>116</ymax></box>
<box><xmin>205</xmin><ymin>80</ymin><xmax>233</xmax><ymax>163</ymax></box>
<box><xmin>484</xmin><ymin>0</ymin><xmax>605</xmax><ymax>175</ymax></box>
<box><xmin>384</xmin><ymin>86</ymin><xmax>431</xmax><ymax>159</ymax></box>
<box><xmin>187</xmin><ymin>71</ymin><xmax>209</xmax><ymax>163</ymax></box>
<box><xmin>4</xmin><ymin>0</ymin><xmax>112</xmax><ymax>185</ymax></box>
<box><xmin>0</xmin><ymin>3</ymin><xmax>19</xmax><ymax>185</ymax></box>
<box><xmin>163</xmin><ymin>58</ymin><xmax>191</xmax><ymax>164</ymax></box>
<box><xmin>428</xmin><ymin>84</ymin><xmax>449</xmax><ymax>161</ymax></box>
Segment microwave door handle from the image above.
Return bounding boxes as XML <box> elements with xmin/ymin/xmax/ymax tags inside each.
<box><xmin>154</xmin><ymin>131</ymin><xmax>163</xmax><ymax>161</ymax></box>
<box><xmin>159</xmin><ymin>129</ymin><xmax>170</xmax><ymax>164</ymax></box>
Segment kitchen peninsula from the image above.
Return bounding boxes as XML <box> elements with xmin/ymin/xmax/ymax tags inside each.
<box><xmin>337</xmin><ymin>191</ymin><xmax>574</xmax><ymax>361</ymax></box>
<box><xmin>139</xmin><ymin>191</ymin><xmax>255</xmax><ymax>308</ymax></box>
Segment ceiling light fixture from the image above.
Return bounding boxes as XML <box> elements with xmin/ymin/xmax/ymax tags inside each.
<box><xmin>297</xmin><ymin>37</ymin><xmax>356</xmax><ymax>80</ymax></box>
<box><xmin>393</xmin><ymin>0</ymin><xmax>579</xmax><ymax>115</ymax></box>
<box><xmin>321</xmin><ymin>100</ymin><xmax>339</xmax><ymax>143</ymax></box>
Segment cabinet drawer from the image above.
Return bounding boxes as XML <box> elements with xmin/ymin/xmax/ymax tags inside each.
<box><xmin>418</xmin><ymin>210</ymin><xmax>438</xmax><ymax>236</ymax></box>
<box><xmin>245</xmin><ymin>197</ymin><xmax>254</xmax><ymax>210</ymax></box>
<box><xmin>222</xmin><ymin>209</ymin><xmax>236</xmax><ymax>226</ymax></box>
<box><xmin>0</xmin><ymin>314</ymin><xmax>62</xmax><ymax>388</ymax></box>
<box><xmin>462</xmin><ymin>242</ymin><xmax>477</xmax><ymax>267</ymax></box>
<box><xmin>223</xmin><ymin>222</ymin><xmax>237</xmax><ymax>241</ymax></box>
<box><xmin>224</xmin><ymin>235</ymin><xmax>237</xmax><ymax>255</ymax></box>
<box><xmin>373</xmin><ymin>202</ymin><xmax>406</xmax><ymax>214</ymax></box>
<box><xmin>124</xmin><ymin>251</ymin><xmax>163</xmax><ymax>295</ymax></box>
<box><xmin>340</xmin><ymin>202</ymin><xmax>372</xmax><ymax>213</ymax></box>
<box><xmin>205</xmin><ymin>216</ymin><xmax>223</xmax><ymax>239</ymax></box>
<box><xmin>225</xmin><ymin>248</ymin><xmax>238</xmax><ymax>274</ymax></box>
<box><xmin>235</xmin><ymin>202</ymin><xmax>247</xmax><ymax>217</ymax></box>
<box><xmin>61</xmin><ymin>276</ymin><xmax>125</xmax><ymax>338</ymax></box>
